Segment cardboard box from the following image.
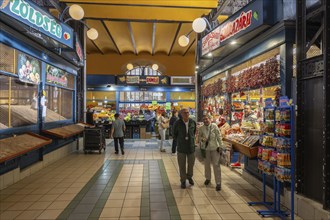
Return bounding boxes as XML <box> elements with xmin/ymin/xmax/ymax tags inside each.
<box><xmin>145</xmin><ymin>132</ymin><xmax>152</xmax><ymax>139</ymax></box>
<box><xmin>140</xmin><ymin>127</ymin><xmax>146</xmax><ymax>139</ymax></box>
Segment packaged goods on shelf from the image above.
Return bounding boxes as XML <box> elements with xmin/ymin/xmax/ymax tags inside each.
<box><xmin>262</xmin><ymin>148</ymin><xmax>272</xmax><ymax>161</ymax></box>
<box><xmin>261</xmin><ymin>135</ymin><xmax>274</xmax><ymax>147</ymax></box>
<box><xmin>275</xmin><ymin>166</ymin><xmax>291</xmax><ymax>182</ymax></box>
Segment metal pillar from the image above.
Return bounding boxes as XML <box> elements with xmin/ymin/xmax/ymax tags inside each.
<box><xmin>323</xmin><ymin>0</ymin><xmax>330</xmax><ymax>210</ymax></box>
<box><xmin>296</xmin><ymin>0</ymin><xmax>330</xmax><ymax>210</ymax></box>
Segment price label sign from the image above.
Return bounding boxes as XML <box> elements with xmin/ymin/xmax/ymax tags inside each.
<box><xmin>166</xmin><ymin>102</ymin><xmax>171</xmax><ymax>110</ymax></box>
<box><xmin>152</xmin><ymin>101</ymin><xmax>157</xmax><ymax>105</ymax></box>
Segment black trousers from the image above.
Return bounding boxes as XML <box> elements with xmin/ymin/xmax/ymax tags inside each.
<box><xmin>114</xmin><ymin>137</ymin><xmax>124</xmax><ymax>153</ymax></box>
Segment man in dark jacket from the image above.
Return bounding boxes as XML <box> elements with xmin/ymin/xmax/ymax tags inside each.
<box><xmin>173</xmin><ymin>108</ymin><xmax>197</xmax><ymax>189</ymax></box>
<box><xmin>169</xmin><ymin>110</ymin><xmax>179</xmax><ymax>155</ymax></box>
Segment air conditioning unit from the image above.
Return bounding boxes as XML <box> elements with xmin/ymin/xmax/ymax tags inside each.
<box><xmin>170</xmin><ymin>76</ymin><xmax>194</xmax><ymax>85</ymax></box>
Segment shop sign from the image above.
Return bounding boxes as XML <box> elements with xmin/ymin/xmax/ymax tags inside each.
<box><xmin>126</xmin><ymin>76</ymin><xmax>140</xmax><ymax>84</ymax></box>
<box><xmin>0</xmin><ymin>0</ymin><xmax>74</xmax><ymax>48</ymax></box>
<box><xmin>201</xmin><ymin>0</ymin><xmax>265</xmax><ymax>56</ymax></box>
<box><xmin>75</xmin><ymin>34</ymin><xmax>83</xmax><ymax>62</ymax></box>
<box><xmin>146</xmin><ymin>77</ymin><xmax>159</xmax><ymax>84</ymax></box>
<box><xmin>17</xmin><ymin>52</ymin><xmax>41</xmax><ymax>84</ymax></box>
<box><xmin>46</xmin><ymin>64</ymin><xmax>68</xmax><ymax>87</ymax></box>
<box><xmin>117</xmin><ymin>75</ymin><xmax>169</xmax><ymax>85</ymax></box>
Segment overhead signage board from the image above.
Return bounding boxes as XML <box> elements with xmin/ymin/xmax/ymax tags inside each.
<box><xmin>117</xmin><ymin>75</ymin><xmax>169</xmax><ymax>86</ymax></box>
<box><xmin>0</xmin><ymin>0</ymin><xmax>74</xmax><ymax>48</ymax></box>
<box><xmin>201</xmin><ymin>0</ymin><xmax>267</xmax><ymax>56</ymax></box>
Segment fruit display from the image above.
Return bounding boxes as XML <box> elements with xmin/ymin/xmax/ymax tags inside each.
<box><xmin>92</xmin><ymin>108</ymin><xmax>116</xmax><ymax>122</ymax></box>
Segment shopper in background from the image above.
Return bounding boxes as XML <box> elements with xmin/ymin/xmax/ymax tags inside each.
<box><xmin>173</xmin><ymin>108</ymin><xmax>197</xmax><ymax>189</ymax></box>
<box><xmin>169</xmin><ymin>110</ymin><xmax>179</xmax><ymax>155</ymax></box>
<box><xmin>110</xmin><ymin>113</ymin><xmax>126</xmax><ymax>155</ymax></box>
<box><xmin>199</xmin><ymin>114</ymin><xmax>225</xmax><ymax>191</ymax></box>
<box><xmin>158</xmin><ymin>112</ymin><xmax>169</xmax><ymax>152</ymax></box>
<box><xmin>231</xmin><ymin>105</ymin><xmax>258</xmax><ymax>167</ymax></box>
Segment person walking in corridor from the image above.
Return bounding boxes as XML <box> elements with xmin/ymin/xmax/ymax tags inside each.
<box><xmin>173</xmin><ymin>108</ymin><xmax>197</xmax><ymax>189</ymax></box>
<box><xmin>169</xmin><ymin>110</ymin><xmax>179</xmax><ymax>155</ymax></box>
<box><xmin>110</xmin><ymin>113</ymin><xmax>126</xmax><ymax>155</ymax></box>
<box><xmin>199</xmin><ymin>114</ymin><xmax>225</xmax><ymax>191</ymax></box>
<box><xmin>158</xmin><ymin>111</ymin><xmax>169</xmax><ymax>152</ymax></box>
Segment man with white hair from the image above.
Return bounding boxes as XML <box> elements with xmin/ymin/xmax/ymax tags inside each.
<box><xmin>173</xmin><ymin>108</ymin><xmax>197</xmax><ymax>189</ymax></box>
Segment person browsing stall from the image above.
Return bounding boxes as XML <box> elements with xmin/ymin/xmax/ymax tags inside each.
<box><xmin>199</xmin><ymin>114</ymin><xmax>225</xmax><ymax>191</ymax></box>
<box><xmin>173</xmin><ymin>108</ymin><xmax>197</xmax><ymax>189</ymax></box>
<box><xmin>110</xmin><ymin>113</ymin><xmax>126</xmax><ymax>155</ymax></box>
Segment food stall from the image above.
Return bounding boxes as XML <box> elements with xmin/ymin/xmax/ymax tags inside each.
<box><xmin>197</xmin><ymin>0</ymin><xmax>295</xmax><ymax>179</ymax></box>
<box><xmin>0</xmin><ymin>0</ymin><xmax>83</xmax><ymax>186</ymax></box>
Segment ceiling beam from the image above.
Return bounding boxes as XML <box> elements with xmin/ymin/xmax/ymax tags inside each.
<box><xmin>152</xmin><ymin>22</ymin><xmax>156</xmax><ymax>55</ymax></box>
<box><xmin>128</xmin><ymin>22</ymin><xmax>137</xmax><ymax>55</ymax></box>
<box><xmin>61</xmin><ymin>1</ymin><xmax>215</xmax><ymax>10</ymax></box>
<box><xmin>101</xmin><ymin>20</ymin><xmax>121</xmax><ymax>55</ymax></box>
<box><xmin>85</xmin><ymin>17</ymin><xmax>191</xmax><ymax>24</ymax></box>
<box><xmin>210</xmin><ymin>0</ymin><xmax>231</xmax><ymax>21</ymax></box>
<box><xmin>183</xmin><ymin>39</ymin><xmax>196</xmax><ymax>56</ymax></box>
<box><xmin>168</xmin><ymin>23</ymin><xmax>182</xmax><ymax>56</ymax></box>
<box><xmin>91</xmin><ymin>40</ymin><xmax>104</xmax><ymax>55</ymax></box>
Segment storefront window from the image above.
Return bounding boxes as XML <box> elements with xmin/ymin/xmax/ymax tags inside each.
<box><xmin>170</xmin><ymin>92</ymin><xmax>195</xmax><ymax>100</ymax></box>
<box><xmin>119</xmin><ymin>91</ymin><xmax>165</xmax><ymax>102</ymax></box>
<box><xmin>86</xmin><ymin>91</ymin><xmax>116</xmax><ymax>110</ymax></box>
<box><xmin>0</xmin><ymin>75</ymin><xmax>38</xmax><ymax>129</ymax></box>
<box><xmin>45</xmin><ymin>86</ymin><xmax>73</xmax><ymax>122</ymax></box>
<box><xmin>0</xmin><ymin>43</ymin><xmax>15</xmax><ymax>75</ymax></box>
<box><xmin>126</xmin><ymin>67</ymin><xmax>161</xmax><ymax>76</ymax></box>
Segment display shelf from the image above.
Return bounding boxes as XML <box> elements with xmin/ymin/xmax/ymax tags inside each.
<box><xmin>251</xmin><ymin>103</ymin><xmax>295</xmax><ymax>220</ymax></box>
<box><xmin>0</xmin><ymin>132</ymin><xmax>52</xmax><ymax>163</ymax></box>
<box><xmin>223</xmin><ymin>137</ymin><xmax>258</xmax><ymax>158</ymax></box>
<box><xmin>42</xmin><ymin>123</ymin><xmax>86</xmax><ymax>139</ymax></box>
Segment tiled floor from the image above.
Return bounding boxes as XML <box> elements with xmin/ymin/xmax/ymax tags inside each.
<box><xmin>0</xmin><ymin>139</ymin><xmax>300</xmax><ymax>220</ymax></box>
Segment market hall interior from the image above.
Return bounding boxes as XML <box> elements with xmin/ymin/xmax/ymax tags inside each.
<box><xmin>1</xmin><ymin>0</ymin><xmax>330</xmax><ymax>220</ymax></box>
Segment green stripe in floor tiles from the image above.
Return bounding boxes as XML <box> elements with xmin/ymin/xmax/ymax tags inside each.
<box><xmin>57</xmin><ymin>159</ymin><xmax>180</xmax><ymax>220</ymax></box>
<box><xmin>57</xmin><ymin>160</ymin><xmax>123</xmax><ymax>220</ymax></box>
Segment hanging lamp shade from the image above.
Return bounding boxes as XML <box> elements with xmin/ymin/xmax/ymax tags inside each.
<box><xmin>69</xmin><ymin>4</ymin><xmax>84</xmax><ymax>20</ymax></box>
<box><xmin>178</xmin><ymin>35</ymin><xmax>190</xmax><ymax>47</ymax></box>
<box><xmin>87</xmin><ymin>28</ymin><xmax>98</xmax><ymax>40</ymax></box>
<box><xmin>192</xmin><ymin>17</ymin><xmax>207</xmax><ymax>33</ymax></box>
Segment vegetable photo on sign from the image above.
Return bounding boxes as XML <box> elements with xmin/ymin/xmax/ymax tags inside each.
<box><xmin>17</xmin><ymin>53</ymin><xmax>41</xmax><ymax>84</ymax></box>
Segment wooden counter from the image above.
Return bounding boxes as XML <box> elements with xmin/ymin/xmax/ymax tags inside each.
<box><xmin>223</xmin><ymin>137</ymin><xmax>258</xmax><ymax>158</ymax></box>
<box><xmin>42</xmin><ymin>123</ymin><xmax>86</xmax><ymax>139</ymax></box>
<box><xmin>0</xmin><ymin>133</ymin><xmax>52</xmax><ymax>163</ymax></box>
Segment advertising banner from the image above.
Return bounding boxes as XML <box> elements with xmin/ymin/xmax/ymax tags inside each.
<box><xmin>0</xmin><ymin>0</ymin><xmax>74</xmax><ymax>48</ymax></box>
<box><xmin>46</xmin><ymin>64</ymin><xmax>68</xmax><ymax>87</ymax></box>
<box><xmin>17</xmin><ymin>52</ymin><xmax>41</xmax><ymax>84</ymax></box>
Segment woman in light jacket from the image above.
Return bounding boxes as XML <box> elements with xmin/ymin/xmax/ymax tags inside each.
<box><xmin>158</xmin><ymin>112</ymin><xmax>168</xmax><ymax>152</ymax></box>
<box><xmin>198</xmin><ymin>114</ymin><xmax>225</xmax><ymax>191</ymax></box>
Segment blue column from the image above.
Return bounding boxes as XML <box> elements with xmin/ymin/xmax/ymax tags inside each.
<box><xmin>116</xmin><ymin>91</ymin><xmax>120</xmax><ymax>113</ymax></box>
<box><xmin>166</xmin><ymin>91</ymin><xmax>171</xmax><ymax>103</ymax></box>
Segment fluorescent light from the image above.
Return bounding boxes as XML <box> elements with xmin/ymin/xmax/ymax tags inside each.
<box><xmin>207</xmin><ymin>53</ymin><xmax>212</xmax><ymax>57</ymax></box>
<box><xmin>230</xmin><ymin>40</ymin><xmax>237</xmax><ymax>45</ymax></box>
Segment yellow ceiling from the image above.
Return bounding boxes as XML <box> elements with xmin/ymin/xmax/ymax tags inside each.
<box><xmin>60</xmin><ymin>0</ymin><xmax>226</xmax><ymax>75</ymax></box>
